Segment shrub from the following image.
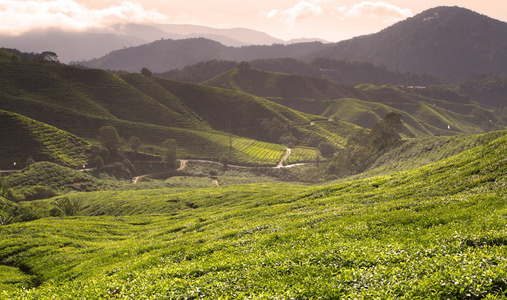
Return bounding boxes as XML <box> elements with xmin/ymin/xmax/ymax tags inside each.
<box><xmin>52</xmin><ymin>196</ymin><xmax>83</xmax><ymax>216</ymax></box>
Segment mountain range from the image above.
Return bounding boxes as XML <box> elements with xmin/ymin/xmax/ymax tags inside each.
<box><xmin>0</xmin><ymin>23</ymin><xmax>324</xmax><ymax>63</ymax></box>
<box><xmin>75</xmin><ymin>6</ymin><xmax>507</xmax><ymax>82</ymax></box>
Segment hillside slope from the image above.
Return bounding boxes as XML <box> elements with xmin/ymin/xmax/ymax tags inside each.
<box><xmin>0</xmin><ymin>59</ymin><xmax>349</xmax><ymax>165</ymax></box>
<box><xmin>1</xmin><ymin>127</ymin><xmax>506</xmax><ymax>298</ymax></box>
<box><xmin>0</xmin><ymin>110</ymin><xmax>87</xmax><ymax>169</ymax></box>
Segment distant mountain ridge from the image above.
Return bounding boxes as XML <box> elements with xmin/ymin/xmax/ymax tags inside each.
<box><xmin>0</xmin><ymin>23</ymin><xmax>324</xmax><ymax>63</ymax></box>
<box><xmin>306</xmin><ymin>6</ymin><xmax>507</xmax><ymax>80</ymax></box>
<box><xmin>80</xmin><ymin>38</ymin><xmax>328</xmax><ymax>72</ymax></box>
<box><xmin>74</xmin><ymin>6</ymin><xmax>507</xmax><ymax>81</ymax></box>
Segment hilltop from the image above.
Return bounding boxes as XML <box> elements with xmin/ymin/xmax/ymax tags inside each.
<box><xmin>307</xmin><ymin>6</ymin><xmax>507</xmax><ymax>81</ymax></box>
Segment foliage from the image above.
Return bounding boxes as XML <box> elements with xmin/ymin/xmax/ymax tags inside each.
<box><xmin>98</xmin><ymin>126</ymin><xmax>123</xmax><ymax>157</ymax></box>
<box><xmin>327</xmin><ymin>113</ymin><xmax>402</xmax><ymax>176</ymax></box>
<box><xmin>162</xmin><ymin>139</ymin><xmax>178</xmax><ymax>168</ymax></box>
<box><xmin>127</xmin><ymin>136</ymin><xmax>142</xmax><ymax>153</ymax></box>
<box><xmin>318</xmin><ymin>141</ymin><xmax>337</xmax><ymax>158</ymax></box>
<box><xmin>17</xmin><ymin>185</ymin><xmax>58</xmax><ymax>201</ymax></box>
<box><xmin>140</xmin><ymin>67</ymin><xmax>152</xmax><ymax>77</ymax></box>
<box><xmin>52</xmin><ymin>196</ymin><xmax>83</xmax><ymax>216</ymax></box>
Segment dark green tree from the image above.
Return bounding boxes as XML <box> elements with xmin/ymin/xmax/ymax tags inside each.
<box><xmin>369</xmin><ymin>112</ymin><xmax>402</xmax><ymax>152</ymax></box>
<box><xmin>128</xmin><ymin>136</ymin><xmax>142</xmax><ymax>153</ymax></box>
<box><xmin>141</xmin><ymin>67</ymin><xmax>152</xmax><ymax>77</ymax></box>
<box><xmin>162</xmin><ymin>139</ymin><xmax>178</xmax><ymax>168</ymax></box>
<box><xmin>98</xmin><ymin>126</ymin><xmax>123</xmax><ymax>156</ymax></box>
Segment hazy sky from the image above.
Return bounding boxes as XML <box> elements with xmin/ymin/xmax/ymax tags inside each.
<box><xmin>1</xmin><ymin>0</ymin><xmax>506</xmax><ymax>41</ymax></box>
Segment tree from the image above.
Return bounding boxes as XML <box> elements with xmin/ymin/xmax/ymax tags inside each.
<box><xmin>98</xmin><ymin>126</ymin><xmax>122</xmax><ymax>156</ymax></box>
<box><xmin>219</xmin><ymin>156</ymin><xmax>229</xmax><ymax>170</ymax></box>
<box><xmin>162</xmin><ymin>139</ymin><xmax>178</xmax><ymax>168</ymax></box>
<box><xmin>326</xmin><ymin>113</ymin><xmax>403</xmax><ymax>177</ymax></box>
<box><xmin>128</xmin><ymin>136</ymin><xmax>142</xmax><ymax>153</ymax></box>
<box><xmin>25</xmin><ymin>156</ymin><xmax>35</xmax><ymax>167</ymax></box>
<box><xmin>35</xmin><ymin>51</ymin><xmax>59</xmax><ymax>64</ymax></box>
<box><xmin>141</xmin><ymin>67</ymin><xmax>152</xmax><ymax>77</ymax></box>
<box><xmin>369</xmin><ymin>112</ymin><xmax>402</xmax><ymax>152</ymax></box>
<box><xmin>318</xmin><ymin>141</ymin><xmax>337</xmax><ymax>158</ymax></box>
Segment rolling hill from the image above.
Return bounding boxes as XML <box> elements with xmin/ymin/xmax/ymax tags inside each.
<box><xmin>204</xmin><ymin>66</ymin><xmax>503</xmax><ymax>137</ymax></box>
<box><xmin>0</xmin><ymin>55</ymin><xmax>353</xmax><ymax>167</ymax></box>
<box><xmin>0</xmin><ymin>110</ymin><xmax>87</xmax><ymax>169</ymax></box>
<box><xmin>157</xmin><ymin>58</ymin><xmax>443</xmax><ymax>86</ymax></box>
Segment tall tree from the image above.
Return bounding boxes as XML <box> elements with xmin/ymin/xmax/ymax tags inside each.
<box><xmin>162</xmin><ymin>139</ymin><xmax>178</xmax><ymax>168</ymax></box>
<box><xmin>99</xmin><ymin>126</ymin><xmax>122</xmax><ymax>156</ymax></box>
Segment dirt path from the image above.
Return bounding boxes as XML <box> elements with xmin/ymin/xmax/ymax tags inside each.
<box><xmin>132</xmin><ymin>160</ymin><xmax>187</xmax><ymax>184</ymax></box>
<box><xmin>276</xmin><ymin>148</ymin><xmax>291</xmax><ymax>168</ymax></box>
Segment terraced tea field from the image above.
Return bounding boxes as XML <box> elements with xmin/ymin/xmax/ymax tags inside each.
<box><xmin>1</xmin><ymin>134</ymin><xmax>506</xmax><ymax>299</ymax></box>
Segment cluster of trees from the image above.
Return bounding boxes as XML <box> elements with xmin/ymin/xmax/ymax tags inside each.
<box><xmin>92</xmin><ymin>125</ymin><xmax>180</xmax><ymax>170</ymax></box>
<box><xmin>326</xmin><ymin>113</ymin><xmax>403</xmax><ymax>176</ymax></box>
<box><xmin>2</xmin><ymin>48</ymin><xmax>60</xmax><ymax>64</ymax></box>
<box><xmin>260</xmin><ymin>117</ymin><xmax>298</xmax><ymax>147</ymax></box>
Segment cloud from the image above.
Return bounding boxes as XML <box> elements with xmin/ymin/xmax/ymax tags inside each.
<box><xmin>265</xmin><ymin>0</ymin><xmax>325</xmax><ymax>27</ymax></box>
<box><xmin>0</xmin><ymin>0</ymin><xmax>170</xmax><ymax>35</ymax></box>
<box><xmin>337</xmin><ymin>1</ymin><xmax>412</xmax><ymax>22</ymax></box>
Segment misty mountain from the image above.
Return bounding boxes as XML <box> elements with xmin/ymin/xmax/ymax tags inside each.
<box><xmin>151</xmin><ymin>24</ymin><xmax>286</xmax><ymax>45</ymax></box>
<box><xmin>306</xmin><ymin>6</ymin><xmax>507</xmax><ymax>81</ymax></box>
<box><xmin>0</xmin><ymin>30</ymin><xmax>143</xmax><ymax>63</ymax></box>
<box><xmin>79</xmin><ymin>38</ymin><xmax>328</xmax><ymax>73</ymax></box>
<box><xmin>0</xmin><ymin>24</ymin><xmax>297</xmax><ymax>63</ymax></box>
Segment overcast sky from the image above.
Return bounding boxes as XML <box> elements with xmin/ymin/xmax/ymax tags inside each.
<box><xmin>1</xmin><ymin>0</ymin><xmax>506</xmax><ymax>42</ymax></box>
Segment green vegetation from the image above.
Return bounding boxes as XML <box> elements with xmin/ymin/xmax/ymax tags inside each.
<box><xmin>0</xmin><ymin>133</ymin><xmax>506</xmax><ymax>298</ymax></box>
<box><xmin>0</xmin><ymin>110</ymin><xmax>87</xmax><ymax>169</ymax></box>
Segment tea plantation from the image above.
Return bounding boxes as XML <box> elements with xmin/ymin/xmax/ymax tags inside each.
<box><xmin>1</xmin><ymin>132</ymin><xmax>506</xmax><ymax>298</ymax></box>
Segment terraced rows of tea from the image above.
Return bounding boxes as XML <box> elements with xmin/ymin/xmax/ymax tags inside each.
<box><xmin>1</xmin><ymin>134</ymin><xmax>506</xmax><ymax>298</ymax></box>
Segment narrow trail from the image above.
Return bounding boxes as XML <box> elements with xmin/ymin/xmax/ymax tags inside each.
<box><xmin>132</xmin><ymin>160</ymin><xmax>187</xmax><ymax>184</ymax></box>
<box><xmin>276</xmin><ymin>148</ymin><xmax>291</xmax><ymax>168</ymax></box>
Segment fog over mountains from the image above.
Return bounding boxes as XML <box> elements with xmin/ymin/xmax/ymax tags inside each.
<box><xmin>0</xmin><ymin>23</ymin><xmax>321</xmax><ymax>63</ymax></box>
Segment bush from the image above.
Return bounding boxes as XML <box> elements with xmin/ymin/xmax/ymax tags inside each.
<box><xmin>52</xmin><ymin>196</ymin><xmax>83</xmax><ymax>216</ymax></box>
<box><xmin>20</xmin><ymin>185</ymin><xmax>58</xmax><ymax>201</ymax></box>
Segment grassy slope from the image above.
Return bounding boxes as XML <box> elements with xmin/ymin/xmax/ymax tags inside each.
<box><xmin>206</xmin><ymin>68</ymin><xmax>503</xmax><ymax>137</ymax></box>
<box><xmin>355</xmin><ymin>130</ymin><xmax>507</xmax><ymax>179</ymax></box>
<box><xmin>1</xmin><ymin>133</ymin><xmax>506</xmax><ymax>298</ymax></box>
<box><xmin>1</xmin><ymin>61</ymin><xmax>326</xmax><ymax>165</ymax></box>
<box><xmin>0</xmin><ymin>110</ymin><xmax>87</xmax><ymax>168</ymax></box>
<box><xmin>153</xmin><ymin>78</ymin><xmax>353</xmax><ymax>147</ymax></box>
